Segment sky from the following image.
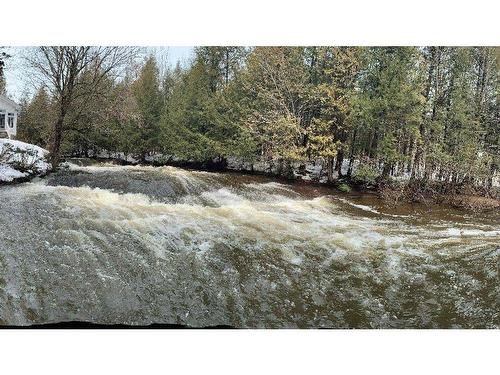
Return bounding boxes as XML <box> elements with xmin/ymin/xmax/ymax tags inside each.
<box><xmin>3</xmin><ymin>47</ymin><xmax>194</xmax><ymax>102</ymax></box>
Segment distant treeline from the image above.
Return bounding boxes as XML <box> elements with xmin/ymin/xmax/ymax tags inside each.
<box><xmin>17</xmin><ymin>47</ymin><xmax>500</xmax><ymax>188</ymax></box>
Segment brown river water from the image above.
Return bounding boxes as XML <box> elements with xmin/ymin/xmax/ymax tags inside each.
<box><xmin>0</xmin><ymin>160</ymin><xmax>499</xmax><ymax>328</ymax></box>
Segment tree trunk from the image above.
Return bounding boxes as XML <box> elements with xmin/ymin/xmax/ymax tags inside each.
<box><xmin>410</xmin><ymin>136</ymin><xmax>421</xmax><ymax>181</ymax></box>
<box><xmin>347</xmin><ymin>128</ymin><xmax>358</xmax><ymax>177</ymax></box>
<box><xmin>327</xmin><ymin>157</ymin><xmax>334</xmax><ymax>183</ymax></box>
<box><xmin>382</xmin><ymin>162</ymin><xmax>392</xmax><ymax>180</ymax></box>
<box><xmin>50</xmin><ymin>113</ymin><xmax>65</xmax><ymax>168</ymax></box>
<box><xmin>335</xmin><ymin>149</ymin><xmax>344</xmax><ymax>178</ymax></box>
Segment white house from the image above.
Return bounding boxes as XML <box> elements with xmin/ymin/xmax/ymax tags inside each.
<box><xmin>0</xmin><ymin>94</ymin><xmax>19</xmax><ymax>139</ymax></box>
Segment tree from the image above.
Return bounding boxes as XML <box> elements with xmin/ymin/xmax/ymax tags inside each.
<box><xmin>26</xmin><ymin>46</ymin><xmax>136</xmax><ymax>166</ymax></box>
<box><xmin>352</xmin><ymin>47</ymin><xmax>425</xmax><ymax>179</ymax></box>
<box><xmin>62</xmin><ymin>71</ymin><xmax>120</xmax><ymax>157</ymax></box>
<box><xmin>132</xmin><ymin>56</ymin><xmax>163</xmax><ymax>161</ymax></box>
<box><xmin>239</xmin><ymin>47</ymin><xmax>309</xmax><ymax>167</ymax></box>
<box><xmin>159</xmin><ymin>47</ymin><xmax>249</xmax><ymax>163</ymax></box>
<box><xmin>194</xmin><ymin>47</ymin><xmax>247</xmax><ymax>91</ymax></box>
<box><xmin>304</xmin><ymin>47</ymin><xmax>361</xmax><ymax>180</ymax></box>
<box><xmin>472</xmin><ymin>47</ymin><xmax>499</xmax><ymax>187</ymax></box>
<box><xmin>0</xmin><ymin>49</ymin><xmax>11</xmax><ymax>95</ymax></box>
<box><xmin>17</xmin><ymin>45</ymin><xmax>497</xmax><ymax>194</ymax></box>
<box><xmin>17</xmin><ymin>87</ymin><xmax>53</xmax><ymax>147</ymax></box>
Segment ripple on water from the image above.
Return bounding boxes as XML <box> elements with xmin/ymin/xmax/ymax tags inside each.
<box><xmin>0</xmin><ymin>163</ymin><xmax>498</xmax><ymax>328</ymax></box>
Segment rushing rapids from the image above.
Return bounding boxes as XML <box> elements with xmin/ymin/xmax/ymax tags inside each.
<box><xmin>0</xmin><ymin>161</ymin><xmax>499</xmax><ymax>328</ymax></box>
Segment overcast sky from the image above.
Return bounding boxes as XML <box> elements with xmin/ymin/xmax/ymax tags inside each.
<box><xmin>3</xmin><ymin>47</ymin><xmax>194</xmax><ymax>101</ymax></box>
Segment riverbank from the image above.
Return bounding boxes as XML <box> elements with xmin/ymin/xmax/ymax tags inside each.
<box><xmin>65</xmin><ymin>154</ymin><xmax>500</xmax><ymax>212</ymax></box>
<box><xmin>379</xmin><ymin>179</ymin><xmax>500</xmax><ymax>211</ymax></box>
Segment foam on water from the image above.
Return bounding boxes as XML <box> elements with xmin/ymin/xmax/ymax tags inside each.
<box><xmin>337</xmin><ymin>197</ymin><xmax>382</xmax><ymax>214</ymax></box>
<box><xmin>0</xmin><ymin>163</ymin><xmax>498</xmax><ymax>328</ymax></box>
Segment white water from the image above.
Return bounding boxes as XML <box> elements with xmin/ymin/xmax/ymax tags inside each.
<box><xmin>0</xmin><ymin>162</ymin><xmax>498</xmax><ymax>327</ymax></box>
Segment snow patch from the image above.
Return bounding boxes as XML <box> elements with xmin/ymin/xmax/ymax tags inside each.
<box><xmin>0</xmin><ymin>139</ymin><xmax>50</xmax><ymax>182</ymax></box>
<box><xmin>0</xmin><ymin>164</ymin><xmax>28</xmax><ymax>182</ymax></box>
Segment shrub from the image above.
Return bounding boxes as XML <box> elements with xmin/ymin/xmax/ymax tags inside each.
<box><xmin>353</xmin><ymin>163</ymin><xmax>379</xmax><ymax>186</ymax></box>
<box><xmin>337</xmin><ymin>183</ymin><xmax>351</xmax><ymax>193</ymax></box>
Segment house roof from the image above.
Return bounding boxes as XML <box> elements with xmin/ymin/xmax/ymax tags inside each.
<box><xmin>0</xmin><ymin>94</ymin><xmax>20</xmax><ymax>111</ymax></box>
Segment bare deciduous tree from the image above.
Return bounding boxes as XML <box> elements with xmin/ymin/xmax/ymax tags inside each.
<box><xmin>26</xmin><ymin>46</ymin><xmax>138</xmax><ymax>166</ymax></box>
<box><xmin>0</xmin><ymin>48</ymin><xmax>12</xmax><ymax>95</ymax></box>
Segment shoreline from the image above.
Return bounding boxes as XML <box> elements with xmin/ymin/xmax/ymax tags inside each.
<box><xmin>3</xmin><ymin>154</ymin><xmax>498</xmax><ymax>212</ymax></box>
<box><xmin>63</xmin><ymin>156</ymin><xmax>500</xmax><ymax>212</ymax></box>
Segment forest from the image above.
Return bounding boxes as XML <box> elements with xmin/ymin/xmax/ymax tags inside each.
<box><xmin>6</xmin><ymin>47</ymin><xmax>500</xmax><ymax>196</ymax></box>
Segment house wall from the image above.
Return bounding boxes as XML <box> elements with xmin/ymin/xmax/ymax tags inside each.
<box><xmin>0</xmin><ymin>96</ymin><xmax>18</xmax><ymax>139</ymax></box>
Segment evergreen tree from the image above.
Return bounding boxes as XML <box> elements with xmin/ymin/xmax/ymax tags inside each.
<box><xmin>160</xmin><ymin>47</ymin><xmax>249</xmax><ymax>162</ymax></box>
<box><xmin>132</xmin><ymin>56</ymin><xmax>163</xmax><ymax>161</ymax></box>
<box><xmin>303</xmin><ymin>47</ymin><xmax>361</xmax><ymax>180</ymax></box>
<box><xmin>352</xmin><ymin>47</ymin><xmax>425</xmax><ymax>179</ymax></box>
<box><xmin>239</xmin><ymin>47</ymin><xmax>309</xmax><ymax>164</ymax></box>
<box><xmin>16</xmin><ymin>46</ymin><xmax>500</xmax><ymax>193</ymax></box>
<box><xmin>17</xmin><ymin>87</ymin><xmax>53</xmax><ymax>147</ymax></box>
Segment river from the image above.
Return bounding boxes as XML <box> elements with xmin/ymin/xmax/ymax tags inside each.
<box><xmin>0</xmin><ymin>161</ymin><xmax>498</xmax><ymax>328</ymax></box>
